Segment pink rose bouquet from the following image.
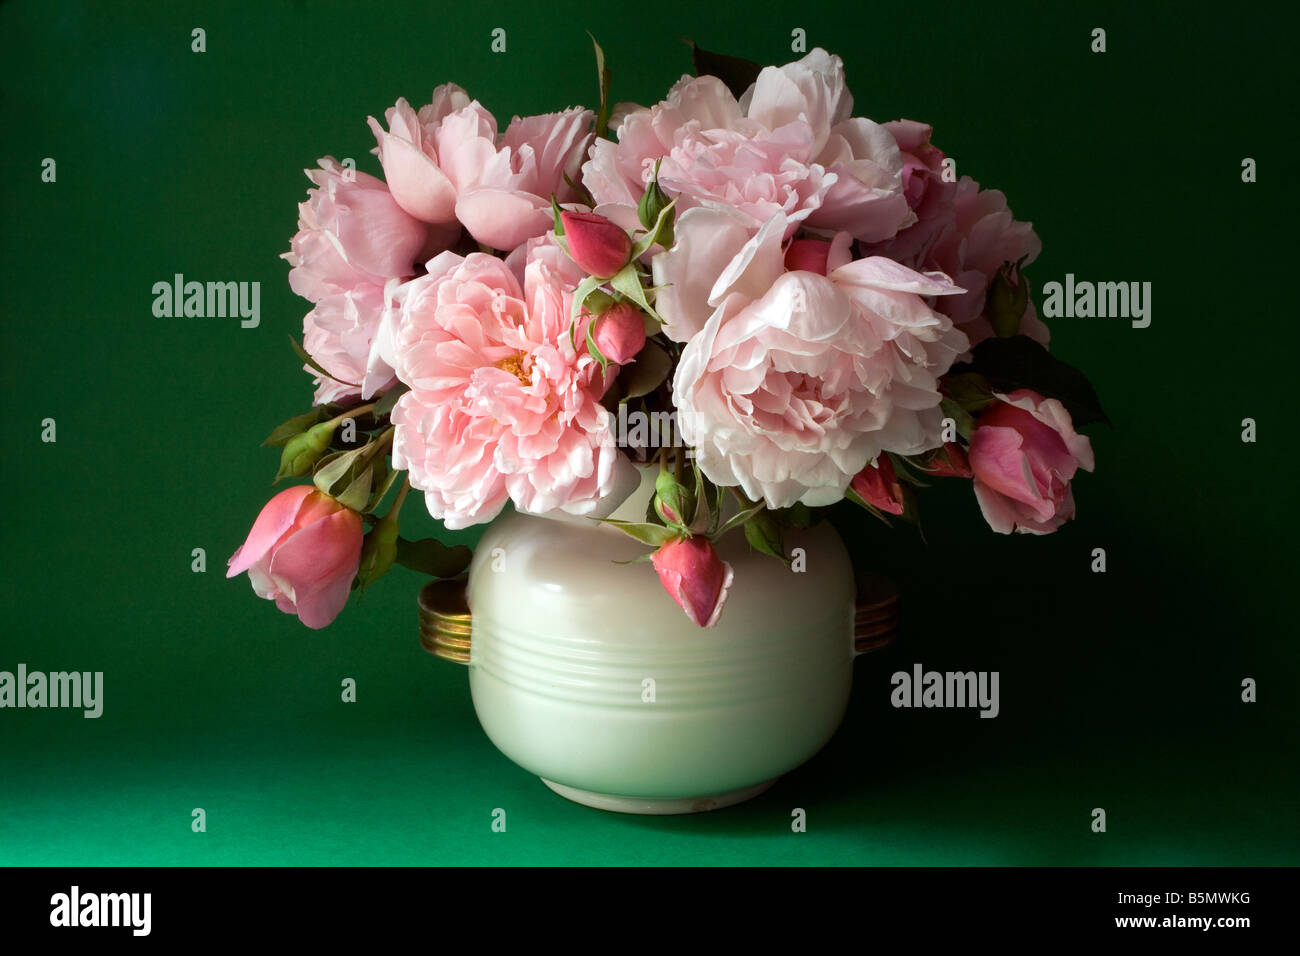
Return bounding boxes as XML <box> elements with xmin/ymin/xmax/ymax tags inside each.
<box><xmin>229</xmin><ymin>40</ymin><xmax>1104</xmax><ymax>630</ymax></box>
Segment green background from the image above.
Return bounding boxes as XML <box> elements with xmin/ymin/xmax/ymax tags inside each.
<box><xmin>2</xmin><ymin>0</ymin><xmax>1296</xmax><ymax>866</ymax></box>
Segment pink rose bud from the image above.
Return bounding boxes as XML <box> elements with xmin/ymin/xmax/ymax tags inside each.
<box><xmin>651</xmin><ymin>536</ymin><xmax>735</xmax><ymax>628</ymax></box>
<box><xmin>783</xmin><ymin>238</ymin><xmax>832</xmax><ymax>276</ymax></box>
<box><xmin>592</xmin><ymin>301</ymin><xmax>646</xmax><ymax>365</ymax></box>
<box><xmin>227</xmin><ymin>486</ymin><xmax>364</xmax><ymax>629</ymax></box>
<box><xmin>851</xmin><ymin>455</ymin><xmax>905</xmax><ymax>515</ymax></box>
<box><xmin>928</xmin><ymin>442</ymin><xmax>972</xmax><ymax>478</ymax></box>
<box><xmin>560</xmin><ymin>209</ymin><xmax>632</xmax><ymax>277</ymax></box>
<box><xmin>969</xmin><ymin>390</ymin><xmax>1095</xmax><ymax>535</ymax></box>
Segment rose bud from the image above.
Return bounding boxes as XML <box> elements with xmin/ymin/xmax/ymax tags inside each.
<box><xmin>927</xmin><ymin>442</ymin><xmax>972</xmax><ymax>478</ymax></box>
<box><xmin>651</xmin><ymin>535</ymin><xmax>734</xmax><ymax>628</ymax></box>
<box><xmin>227</xmin><ymin>486</ymin><xmax>364</xmax><ymax>629</ymax></box>
<box><xmin>560</xmin><ymin>209</ymin><xmax>632</xmax><ymax>277</ymax></box>
<box><xmin>592</xmin><ymin>301</ymin><xmax>646</xmax><ymax>365</ymax></box>
<box><xmin>783</xmin><ymin>238</ymin><xmax>832</xmax><ymax>276</ymax></box>
<box><xmin>969</xmin><ymin>389</ymin><xmax>1095</xmax><ymax>534</ymax></box>
<box><xmin>850</xmin><ymin>454</ymin><xmax>905</xmax><ymax>515</ymax></box>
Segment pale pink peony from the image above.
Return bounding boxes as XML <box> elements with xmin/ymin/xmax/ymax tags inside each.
<box><xmin>651</xmin><ymin>536</ymin><xmax>734</xmax><ymax>628</ymax></box>
<box><xmin>665</xmin><ymin>213</ymin><xmax>969</xmax><ymax>508</ymax></box>
<box><xmin>582</xmin><ymin>49</ymin><xmax>913</xmax><ymax>244</ymax></box>
<box><xmin>227</xmin><ymin>486</ymin><xmax>364</xmax><ymax>629</ymax></box>
<box><xmin>969</xmin><ymin>390</ymin><xmax>1094</xmax><ymax>534</ymax></box>
<box><xmin>372</xmin><ymin>92</ymin><xmax>594</xmax><ymax>252</ymax></box>
<box><xmin>377</xmin><ymin>241</ymin><xmax>629</xmax><ymax>529</ymax></box>
<box><xmin>284</xmin><ymin>157</ymin><xmax>430</xmax><ymax>303</ymax></box>
<box><xmin>284</xmin><ymin>157</ymin><xmax>430</xmax><ymax>403</ymax></box>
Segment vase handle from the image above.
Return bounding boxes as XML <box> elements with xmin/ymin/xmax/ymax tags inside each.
<box><xmin>853</xmin><ymin>572</ymin><xmax>899</xmax><ymax>655</ymax></box>
<box><xmin>418</xmin><ymin>578</ymin><xmax>472</xmax><ymax>664</ymax></box>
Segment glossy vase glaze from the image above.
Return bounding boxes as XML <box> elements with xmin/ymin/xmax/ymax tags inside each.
<box><xmin>463</xmin><ymin>469</ymin><xmax>859</xmax><ymax>814</ymax></box>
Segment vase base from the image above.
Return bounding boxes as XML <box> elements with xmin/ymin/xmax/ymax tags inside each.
<box><xmin>540</xmin><ymin>777</ymin><xmax>777</xmax><ymax>814</ymax></box>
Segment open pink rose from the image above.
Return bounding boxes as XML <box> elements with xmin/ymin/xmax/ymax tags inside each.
<box><xmin>917</xmin><ymin>176</ymin><xmax>1048</xmax><ymax>349</ymax></box>
<box><xmin>651</xmin><ymin>536</ymin><xmax>734</xmax><ymax>628</ymax></box>
<box><xmin>969</xmin><ymin>390</ymin><xmax>1094</xmax><ymax>534</ymax></box>
<box><xmin>373</xmin><ymin>94</ymin><xmax>593</xmax><ymax>252</ymax></box>
<box><xmin>227</xmin><ymin>486</ymin><xmax>364</xmax><ymax>629</ymax></box>
<box><xmin>583</xmin><ymin>49</ymin><xmax>912</xmax><ymax>244</ymax></box>
<box><xmin>661</xmin><ymin>212</ymin><xmax>968</xmax><ymax>507</ymax></box>
<box><xmin>377</xmin><ymin>240</ymin><xmax>630</xmax><ymax>529</ymax></box>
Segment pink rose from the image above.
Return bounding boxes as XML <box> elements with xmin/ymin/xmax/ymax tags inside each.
<box><xmin>373</xmin><ymin>94</ymin><xmax>594</xmax><ymax>252</ymax></box>
<box><xmin>377</xmin><ymin>240</ymin><xmax>631</xmax><ymax>529</ymax></box>
<box><xmin>651</xmin><ymin>536</ymin><xmax>734</xmax><ymax>628</ymax></box>
<box><xmin>922</xmin><ymin>176</ymin><xmax>1048</xmax><ymax>349</ymax></box>
<box><xmin>582</xmin><ymin>49</ymin><xmax>912</xmax><ymax>244</ymax></box>
<box><xmin>867</xmin><ymin>120</ymin><xmax>958</xmax><ymax>269</ymax></box>
<box><xmin>969</xmin><ymin>390</ymin><xmax>1094</xmax><ymax>534</ymax></box>
<box><xmin>592</xmin><ymin>301</ymin><xmax>645</xmax><ymax>365</ymax></box>
<box><xmin>851</xmin><ymin>455</ymin><xmax>905</xmax><ymax>515</ymax></box>
<box><xmin>227</xmin><ymin>486</ymin><xmax>364</xmax><ymax>629</ymax></box>
<box><xmin>284</xmin><ymin>157</ymin><xmax>430</xmax><ymax>304</ymax></box>
<box><xmin>665</xmin><ymin>213</ymin><xmax>969</xmax><ymax>508</ymax></box>
<box><xmin>560</xmin><ymin>209</ymin><xmax>632</xmax><ymax>277</ymax></box>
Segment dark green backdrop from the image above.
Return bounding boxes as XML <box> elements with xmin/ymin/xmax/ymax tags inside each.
<box><xmin>2</xmin><ymin>0</ymin><xmax>1296</xmax><ymax>866</ymax></box>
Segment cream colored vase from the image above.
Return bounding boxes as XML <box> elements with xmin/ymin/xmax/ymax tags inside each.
<box><xmin>456</xmin><ymin>471</ymin><xmax>878</xmax><ymax>814</ymax></box>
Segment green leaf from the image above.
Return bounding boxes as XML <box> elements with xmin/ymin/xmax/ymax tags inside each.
<box><xmin>684</xmin><ymin>39</ymin><xmax>763</xmax><ymax>100</ymax></box>
<box><xmin>776</xmin><ymin>501</ymin><xmax>812</xmax><ymax>530</ymax></box>
<box><xmin>589</xmin><ymin>32</ymin><xmax>613</xmax><ymax>139</ymax></box>
<box><xmin>263</xmin><ymin>408</ymin><xmax>325</xmax><ymax>447</ymax></box>
<box><xmin>962</xmin><ymin>335</ymin><xmax>1110</xmax><ymax>427</ymax></box>
<box><xmin>939</xmin><ymin>397</ymin><xmax>975</xmax><ymax>442</ymax></box>
<box><xmin>941</xmin><ymin>372</ymin><xmax>996</xmax><ymax>413</ymax></box>
<box><xmin>394</xmin><ymin>537</ymin><xmax>473</xmax><ymax>578</ymax></box>
<box><xmin>595</xmin><ymin>518</ymin><xmax>677</xmax><ymax>548</ymax></box>
<box><xmin>617</xmin><ymin>339</ymin><xmax>672</xmax><ymax>401</ymax></box>
<box><xmin>370</xmin><ymin>384</ymin><xmax>409</xmax><ymax>420</ymax></box>
<box><xmin>289</xmin><ymin>335</ymin><xmax>359</xmax><ymax>389</ymax></box>
<box><xmin>744</xmin><ymin>510</ymin><xmax>787</xmax><ymax>563</ymax></box>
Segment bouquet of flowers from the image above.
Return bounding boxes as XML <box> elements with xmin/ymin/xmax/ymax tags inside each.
<box><xmin>228</xmin><ymin>41</ymin><xmax>1103</xmax><ymax>631</ymax></box>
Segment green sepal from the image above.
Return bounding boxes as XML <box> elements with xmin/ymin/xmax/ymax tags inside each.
<box><xmin>595</xmin><ymin>518</ymin><xmax>677</xmax><ymax>548</ymax></box>
<box><xmin>653</xmin><ymin>466</ymin><xmax>694</xmax><ymax>532</ymax></box>
<box><xmin>630</xmin><ymin>197</ymin><xmax>677</xmax><ymax>260</ymax></box>
<box><xmin>568</xmin><ymin>273</ymin><xmax>608</xmax><ymax>348</ymax></box>
<box><xmin>609</xmin><ymin>264</ymin><xmax>662</xmax><ymax>325</ymax></box>
<box><xmin>939</xmin><ymin>397</ymin><xmax>975</xmax><ymax>442</ymax></box>
<box><xmin>986</xmin><ymin>259</ymin><xmax>1030</xmax><ymax>338</ymax></box>
<box><xmin>712</xmin><ymin>496</ymin><xmax>764</xmax><ymax>538</ymax></box>
<box><xmin>356</xmin><ymin>508</ymin><xmax>400</xmax><ymax>596</ymax></box>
